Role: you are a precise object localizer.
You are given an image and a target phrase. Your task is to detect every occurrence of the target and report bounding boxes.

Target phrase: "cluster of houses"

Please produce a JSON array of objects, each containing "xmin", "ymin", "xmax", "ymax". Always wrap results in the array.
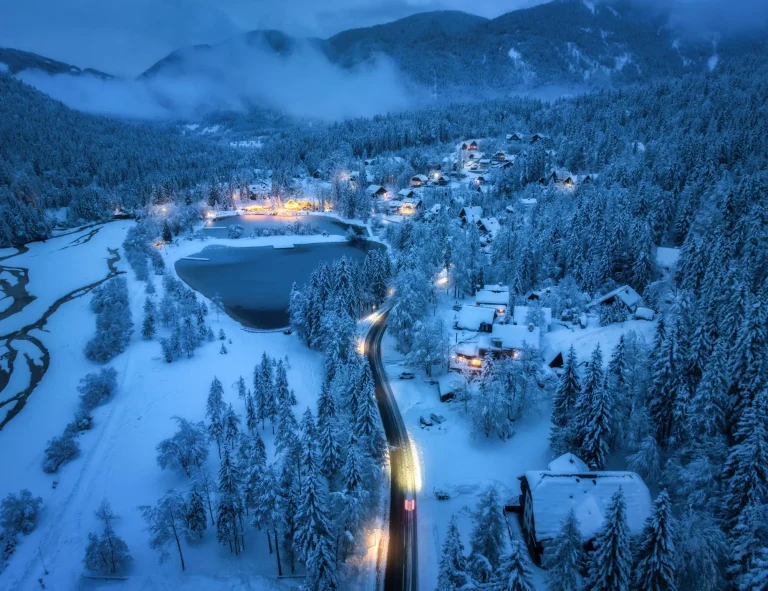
[
  {"xmin": 449, "ymin": 284, "xmax": 561, "ymax": 372},
  {"xmin": 516, "ymin": 453, "xmax": 652, "ymax": 565}
]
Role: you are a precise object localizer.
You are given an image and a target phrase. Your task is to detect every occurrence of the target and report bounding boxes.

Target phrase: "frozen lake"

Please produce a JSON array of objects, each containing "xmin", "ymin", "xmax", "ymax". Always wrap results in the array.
[
  {"xmin": 204, "ymin": 213, "xmax": 351, "ymax": 236},
  {"xmin": 176, "ymin": 241, "xmax": 382, "ymax": 329}
]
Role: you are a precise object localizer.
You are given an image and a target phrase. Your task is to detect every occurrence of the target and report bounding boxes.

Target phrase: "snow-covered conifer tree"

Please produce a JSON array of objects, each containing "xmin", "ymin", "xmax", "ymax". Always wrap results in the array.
[
  {"xmin": 294, "ymin": 421, "xmax": 331, "ymax": 562},
  {"xmin": 186, "ymin": 487, "xmax": 207, "ymax": 539},
  {"xmin": 493, "ymin": 540, "xmax": 535, "ymax": 591},
  {"xmin": 470, "ymin": 486, "xmax": 506, "ymax": 572},
  {"xmin": 585, "ymin": 488, "xmax": 632, "ymax": 591},
  {"xmin": 223, "ymin": 404, "xmax": 240, "ymax": 450},
  {"xmin": 216, "ymin": 449, "xmax": 243, "ymax": 554},
  {"xmin": 436, "ymin": 515, "xmax": 472, "ymax": 591},
  {"xmin": 142, "ymin": 297, "xmax": 157, "ymax": 339},
  {"xmin": 252, "ymin": 464, "xmax": 283, "ymax": 575},
  {"xmin": 580, "ymin": 376, "xmax": 614, "ymax": 470},
  {"xmin": 633, "ymin": 490, "xmax": 677, "ymax": 591},
  {"xmin": 206, "ymin": 377, "xmax": 225, "ymax": 457},
  {"xmin": 546, "ymin": 509, "xmax": 584, "ymax": 591}
]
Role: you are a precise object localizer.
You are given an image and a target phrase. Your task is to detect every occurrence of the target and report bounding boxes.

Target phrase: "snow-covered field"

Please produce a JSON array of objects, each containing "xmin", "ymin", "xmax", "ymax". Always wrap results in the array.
[
  {"xmin": 381, "ymin": 290, "xmax": 657, "ymax": 590},
  {"xmin": 0, "ymin": 223, "xmax": 349, "ymax": 590}
]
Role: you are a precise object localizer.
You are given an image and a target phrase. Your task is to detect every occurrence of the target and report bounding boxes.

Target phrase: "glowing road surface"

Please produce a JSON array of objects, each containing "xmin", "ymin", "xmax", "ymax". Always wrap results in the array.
[{"xmin": 365, "ymin": 310, "xmax": 418, "ymax": 591}]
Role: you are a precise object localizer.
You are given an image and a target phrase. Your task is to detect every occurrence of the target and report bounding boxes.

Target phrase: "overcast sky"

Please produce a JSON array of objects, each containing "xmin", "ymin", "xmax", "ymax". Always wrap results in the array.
[{"xmin": 1, "ymin": 0, "xmax": 542, "ymax": 77}]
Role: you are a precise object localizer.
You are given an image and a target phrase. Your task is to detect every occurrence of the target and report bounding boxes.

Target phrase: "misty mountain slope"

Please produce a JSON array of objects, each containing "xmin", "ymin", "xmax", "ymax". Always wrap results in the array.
[
  {"xmin": 0, "ymin": 73, "xmax": 242, "ymax": 244},
  {"xmin": 139, "ymin": 0, "xmax": 732, "ymax": 94},
  {"xmin": 0, "ymin": 48, "xmax": 114, "ymax": 79},
  {"xmin": 140, "ymin": 30, "xmax": 306, "ymax": 79}
]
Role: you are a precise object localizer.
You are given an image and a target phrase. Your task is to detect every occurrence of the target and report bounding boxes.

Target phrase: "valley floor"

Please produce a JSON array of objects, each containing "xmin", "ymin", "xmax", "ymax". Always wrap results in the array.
[{"xmin": 0, "ymin": 223, "xmax": 375, "ymax": 590}]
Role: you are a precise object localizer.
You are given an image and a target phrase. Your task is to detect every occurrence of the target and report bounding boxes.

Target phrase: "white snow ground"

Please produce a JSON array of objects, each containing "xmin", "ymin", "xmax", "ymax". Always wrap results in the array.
[{"xmin": 0, "ymin": 223, "xmax": 369, "ymax": 590}]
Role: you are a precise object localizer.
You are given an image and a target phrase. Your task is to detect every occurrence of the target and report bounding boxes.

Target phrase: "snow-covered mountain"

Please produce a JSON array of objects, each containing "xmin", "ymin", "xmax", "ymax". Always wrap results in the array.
[
  {"xmin": 139, "ymin": 0, "xmax": 761, "ymax": 93},
  {"xmin": 0, "ymin": 48, "xmax": 113, "ymax": 79}
]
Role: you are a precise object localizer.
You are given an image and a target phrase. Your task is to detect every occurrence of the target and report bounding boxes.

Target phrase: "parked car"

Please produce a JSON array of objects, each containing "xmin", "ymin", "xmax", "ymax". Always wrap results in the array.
[{"xmin": 399, "ymin": 372, "xmax": 415, "ymax": 380}]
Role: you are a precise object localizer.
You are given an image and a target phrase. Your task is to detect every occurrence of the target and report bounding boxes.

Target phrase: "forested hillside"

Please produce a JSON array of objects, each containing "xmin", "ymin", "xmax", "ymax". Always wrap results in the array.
[{"xmin": 0, "ymin": 74, "xmax": 245, "ymax": 246}]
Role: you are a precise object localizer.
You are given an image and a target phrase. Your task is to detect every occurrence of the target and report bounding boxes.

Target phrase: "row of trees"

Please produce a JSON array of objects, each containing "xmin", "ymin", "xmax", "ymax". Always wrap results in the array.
[
  {"xmin": 289, "ymin": 250, "xmax": 391, "ymax": 349},
  {"xmin": 145, "ymin": 343, "xmax": 386, "ymax": 588}
]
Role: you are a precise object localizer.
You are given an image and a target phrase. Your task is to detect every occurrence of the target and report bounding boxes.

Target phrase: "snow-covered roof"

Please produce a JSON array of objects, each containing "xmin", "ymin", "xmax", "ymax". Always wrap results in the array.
[
  {"xmin": 366, "ymin": 184, "xmax": 387, "ymax": 196},
  {"xmin": 541, "ymin": 344, "xmax": 564, "ymax": 367},
  {"xmin": 520, "ymin": 198, "xmax": 537, "ymax": 206},
  {"xmin": 477, "ymin": 217, "xmax": 501, "ymax": 236},
  {"xmin": 412, "ymin": 174, "xmax": 429, "ymax": 182},
  {"xmin": 438, "ymin": 373, "xmax": 466, "ymax": 395},
  {"xmin": 459, "ymin": 206, "xmax": 483, "ymax": 223},
  {"xmin": 547, "ymin": 453, "xmax": 589, "ymax": 473},
  {"xmin": 523, "ymin": 470, "xmax": 651, "ymax": 543},
  {"xmin": 513, "ymin": 305, "xmax": 552, "ymax": 327},
  {"xmin": 634, "ymin": 307, "xmax": 655, "ymax": 321},
  {"xmin": 593, "ymin": 285, "xmax": 642, "ymax": 309},
  {"xmin": 483, "ymin": 284, "xmax": 509, "ymax": 293},
  {"xmin": 456, "ymin": 305, "xmax": 495, "ymax": 331},
  {"xmin": 430, "ymin": 203, "xmax": 442, "ymax": 214},
  {"xmin": 489, "ymin": 324, "xmax": 540, "ymax": 351},
  {"xmin": 475, "ymin": 290, "xmax": 509, "ymax": 307},
  {"xmin": 398, "ymin": 189, "xmax": 415, "ymax": 198}
]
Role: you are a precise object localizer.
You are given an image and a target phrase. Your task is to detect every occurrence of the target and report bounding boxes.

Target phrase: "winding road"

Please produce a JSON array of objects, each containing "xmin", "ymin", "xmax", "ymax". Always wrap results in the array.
[{"xmin": 365, "ymin": 310, "xmax": 418, "ymax": 591}]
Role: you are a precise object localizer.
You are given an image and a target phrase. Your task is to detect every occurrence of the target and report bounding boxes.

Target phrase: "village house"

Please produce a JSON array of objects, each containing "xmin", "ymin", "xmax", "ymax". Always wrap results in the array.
[
  {"xmin": 517, "ymin": 454, "xmax": 652, "ymax": 565},
  {"xmin": 475, "ymin": 287, "xmax": 509, "ymax": 315},
  {"xmin": 507, "ymin": 132, "xmax": 523, "ymax": 142},
  {"xmin": 435, "ymin": 174, "xmax": 450, "ymax": 186},
  {"xmin": 450, "ymin": 340, "xmax": 484, "ymax": 371},
  {"xmin": 384, "ymin": 200, "xmax": 403, "ymax": 215},
  {"xmin": 479, "ymin": 324, "xmax": 541, "ymax": 357},
  {"xmin": 492, "ymin": 151, "xmax": 507, "ymax": 163},
  {"xmin": 459, "ymin": 206, "xmax": 483, "ymax": 225},
  {"xmin": 475, "ymin": 176, "xmax": 487, "ymax": 186},
  {"xmin": 468, "ymin": 140, "xmax": 478, "ymax": 151},
  {"xmin": 476, "ymin": 217, "xmax": 501, "ymax": 239},
  {"xmin": 411, "ymin": 174, "xmax": 429, "ymax": 187},
  {"xmin": 591, "ymin": 285, "xmax": 642, "ymax": 313},
  {"xmin": 530, "ymin": 133, "xmax": 550, "ymax": 145},
  {"xmin": 366, "ymin": 185, "xmax": 389, "ymax": 198},
  {"xmin": 399, "ymin": 198, "xmax": 421, "ymax": 215},
  {"xmin": 541, "ymin": 344, "xmax": 564, "ymax": 368},
  {"xmin": 398, "ymin": 188, "xmax": 415, "ymax": 199},
  {"xmin": 455, "ymin": 305, "xmax": 496, "ymax": 332},
  {"xmin": 483, "ymin": 284, "xmax": 509, "ymax": 293}
]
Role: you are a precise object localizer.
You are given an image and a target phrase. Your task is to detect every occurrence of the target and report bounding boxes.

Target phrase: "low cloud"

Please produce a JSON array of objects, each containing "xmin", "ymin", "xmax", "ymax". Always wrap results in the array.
[{"xmin": 17, "ymin": 40, "xmax": 420, "ymax": 121}]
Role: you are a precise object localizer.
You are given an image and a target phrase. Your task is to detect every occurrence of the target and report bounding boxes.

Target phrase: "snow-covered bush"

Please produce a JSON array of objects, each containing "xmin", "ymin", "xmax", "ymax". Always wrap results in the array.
[
  {"xmin": 42, "ymin": 432, "xmax": 80, "ymax": 473},
  {"xmin": 0, "ymin": 489, "xmax": 43, "ymax": 535},
  {"xmin": 78, "ymin": 367, "xmax": 118, "ymax": 412},
  {"xmin": 227, "ymin": 224, "xmax": 244, "ymax": 239},
  {"xmin": 156, "ymin": 417, "xmax": 210, "ymax": 477},
  {"xmin": 85, "ymin": 278, "xmax": 133, "ymax": 363},
  {"xmin": 83, "ymin": 500, "xmax": 132, "ymax": 575}
]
